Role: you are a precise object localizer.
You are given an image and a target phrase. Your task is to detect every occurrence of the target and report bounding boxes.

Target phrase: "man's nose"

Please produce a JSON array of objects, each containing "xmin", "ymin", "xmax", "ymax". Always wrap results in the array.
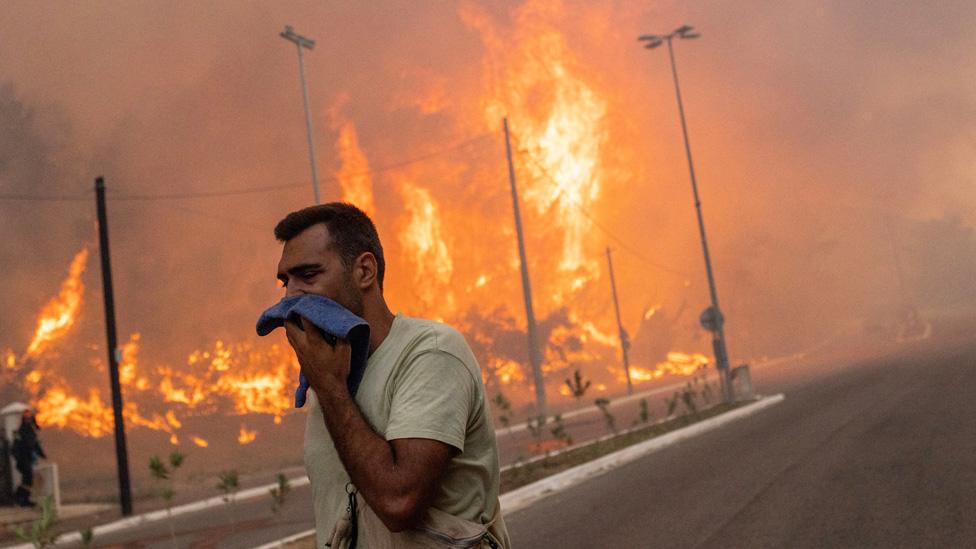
[{"xmin": 285, "ymin": 285, "xmax": 305, "ymax": 298}]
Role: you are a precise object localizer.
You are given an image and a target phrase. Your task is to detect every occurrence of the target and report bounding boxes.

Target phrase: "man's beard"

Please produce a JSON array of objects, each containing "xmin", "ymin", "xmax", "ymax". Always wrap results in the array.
[{"xmin": 338, "ymin": 274, "xmax": 365, "ymax": 318}]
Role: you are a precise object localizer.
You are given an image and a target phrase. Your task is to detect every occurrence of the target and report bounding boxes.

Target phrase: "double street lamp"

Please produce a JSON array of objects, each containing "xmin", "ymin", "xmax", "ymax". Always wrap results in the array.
[
  {"xmin": 280, "ymin": 25, "xmax": 322, "ymax": 205},
  {"xmin": 638, "ymin": 26, "xmax": 734, "ymax": 403}
]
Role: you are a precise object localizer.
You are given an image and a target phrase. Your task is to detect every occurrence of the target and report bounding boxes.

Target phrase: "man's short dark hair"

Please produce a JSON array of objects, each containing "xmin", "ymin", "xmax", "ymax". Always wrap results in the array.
[{"xmin": 274, "ymin": 203, "xmax": 385, "ymax": 289}]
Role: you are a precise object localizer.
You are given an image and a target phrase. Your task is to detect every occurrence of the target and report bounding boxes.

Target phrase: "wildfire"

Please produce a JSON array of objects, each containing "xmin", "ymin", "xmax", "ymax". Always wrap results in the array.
[
  {"xmin": 34, "ymin": 388, "xmax": 115, "ymax": 437},
  {"xmin": 334, "ymin": 117, "xmax": 377, "ymax": 215},
  {"xmin": 462, "ymin": 0, "xmax": 607, "ymax": 287},
  {"xmin": 627, "ymin": 352, "xmax": 711, "ymax": 383},
  {"xmin": 25, "ymin": 248, "xmax": 88, "ymax": 358},
  {"xmin": 238, "ymin": 425, "xmax": 257, "ymax": 445},
  {"xmin": 17, "ymin": 253, "xmax": 299, "ymax": 442},
  {"xmin": 10, "ymin": 3, "xmax": 724, "ymax": 450},
  {"xmin": 399, "ymin": 181, "xmax": 455, "ymax": 308}
]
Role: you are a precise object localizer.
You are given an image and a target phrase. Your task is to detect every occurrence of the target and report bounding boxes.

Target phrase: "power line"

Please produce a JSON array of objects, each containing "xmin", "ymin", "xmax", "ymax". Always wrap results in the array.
[
  {"xmin": 0, "ymin": 133, "xmax": 494, "ymax": 203},
  {"xmin": 0, "ymin": 191, "xmax": 92, "ymax": 202},
  {"xmin": 108, "ymin": 133, "xmax": 494, "ymax": 201}
]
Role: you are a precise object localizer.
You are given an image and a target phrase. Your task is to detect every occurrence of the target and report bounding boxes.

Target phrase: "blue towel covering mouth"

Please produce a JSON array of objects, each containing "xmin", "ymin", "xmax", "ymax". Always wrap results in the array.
[{"xmin": 256, "ymin": 294, "xmax": 371, "ymax": 407}]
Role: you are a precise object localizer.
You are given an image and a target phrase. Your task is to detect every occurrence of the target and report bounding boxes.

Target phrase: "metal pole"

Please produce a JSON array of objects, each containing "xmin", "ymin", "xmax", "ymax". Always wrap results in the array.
[
  {"xmin": 281, "ymin": 26, "xmax": 321, "ymax": 205},
  {"xmin": 503, "ymin": 118, "xmax": 547, "ymax": 420},
  {"xmin": 605, "ymin": 248, "xmax": 633, "ymax": 395},
  {"xmin": 664, "ymin": 37, "xmax": 733, "ymax": 403},
  {"xmin": 95, "ymin": 177, "xmax": 133, "ymax": 516}
]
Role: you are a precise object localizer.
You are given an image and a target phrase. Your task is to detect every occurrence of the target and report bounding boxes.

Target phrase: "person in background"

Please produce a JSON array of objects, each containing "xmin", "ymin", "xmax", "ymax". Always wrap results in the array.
[{"xmin": 12, "ymin": 408, "xmax": 45, "ymax": 507}]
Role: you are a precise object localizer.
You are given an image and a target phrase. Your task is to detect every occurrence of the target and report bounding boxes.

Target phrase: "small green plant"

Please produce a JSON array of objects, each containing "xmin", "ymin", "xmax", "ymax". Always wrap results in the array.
[
  {"xmin": 270, "ymin": 473, "xmax": 291, "ymax": 516},
  {"xmin": 638, "ymin": 398, "xmax": 650, "ymax": 424},
  {"xmin": 549, "ymin": 414, "xmax": 572, "ymax": 446},
  {"xmin": 13, "ymin": 495, "xmax": 59, "ymax": 548},
  {"xmin": 492, "ymin": 393, "xmax": 513, "ymax": 431},
  {"xmin": 149, "ymin": 451, "xmax": 185, "ymax": 548},
  {"xmin": 80, "ymin": 527, "xmax": 94, "ymax": 549},
  {"xmin": 564, "ymin": 369, "xmax": 592, "ymax": 401},
  {"xmin": 216, "ymin": 469, "xmax": 240, "ymax": 524},
  {"xmin": 526, "ymin": 415, "xmax": 546, "ymax": 452},
  {"xmin": 594, "ymin": 398, "xmax": 616, "ymax": 434}
]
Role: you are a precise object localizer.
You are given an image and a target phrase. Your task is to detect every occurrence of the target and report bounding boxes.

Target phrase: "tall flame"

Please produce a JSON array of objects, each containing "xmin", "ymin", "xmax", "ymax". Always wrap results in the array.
[
  {"xmin": 399, "ymin": 181, "xmax": 455, "ymax": 309},
  {"xmin": 462, "ymin": 0, "xmax": 607, "ymax": 290},
  {"xmin": 26, "ymin": 248, "xmax": 88, "ymax": 358},
  {"xmin": 335, "ymin": 119, "xmax": 377, "ymax": 215}
]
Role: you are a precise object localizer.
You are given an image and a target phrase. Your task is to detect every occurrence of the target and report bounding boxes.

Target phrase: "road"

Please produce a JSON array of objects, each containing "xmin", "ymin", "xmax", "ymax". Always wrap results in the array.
[
  {"xmin": 43, "ymin": 375, "xmax": 707, "ymax": 548},
  {"xmin": 506, "ymin": 330, "xmax": 976, "ymax": 548},
  {"xmin": 19, "ymin": 323, "xmax": 974, "ymax": 548}
]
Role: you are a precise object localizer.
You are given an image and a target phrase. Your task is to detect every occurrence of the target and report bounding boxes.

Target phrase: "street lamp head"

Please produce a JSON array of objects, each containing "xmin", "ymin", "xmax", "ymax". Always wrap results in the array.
[
  {"xmin": 675, "ymin": 25, "xmax": 700, "ymax": 39},
  {"xmin": 638, "ymin": 34, "xmax": 663, "ymax": 49},
  {"xmin": 280, "ymin": 25, "xmax": 316, "ymax": 49}
]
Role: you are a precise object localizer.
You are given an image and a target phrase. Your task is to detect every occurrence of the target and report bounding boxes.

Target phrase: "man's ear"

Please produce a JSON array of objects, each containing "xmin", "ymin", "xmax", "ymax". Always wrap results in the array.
[{"xmin": 354, "ymin": 252, "xmax": 378, "ymax": 290}]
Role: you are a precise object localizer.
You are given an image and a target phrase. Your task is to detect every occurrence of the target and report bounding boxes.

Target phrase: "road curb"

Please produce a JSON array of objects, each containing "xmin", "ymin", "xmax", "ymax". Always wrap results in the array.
[
  {"xmin": 498, "ymin": 393, "xmax": 785, "ymax": 515},
  {"xmin": 4, "ymin": 477, "xmax": 312, "ymax": 548}
]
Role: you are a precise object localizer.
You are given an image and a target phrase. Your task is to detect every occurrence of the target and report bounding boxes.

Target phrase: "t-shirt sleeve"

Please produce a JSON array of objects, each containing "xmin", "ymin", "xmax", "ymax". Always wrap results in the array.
[{"xmin": 384, "ymin": 350, "xmax": 476, "ymax": 452}]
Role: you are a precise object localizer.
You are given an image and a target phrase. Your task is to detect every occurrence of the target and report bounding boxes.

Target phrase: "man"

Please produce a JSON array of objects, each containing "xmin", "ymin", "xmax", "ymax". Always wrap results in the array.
[
  {"xmin": 12, "ymin": 408, "xmax": 45, "ymax": 507},
  {"xmin": 275, "ymin": 203, "xmax": 509, "ymax": 548}
]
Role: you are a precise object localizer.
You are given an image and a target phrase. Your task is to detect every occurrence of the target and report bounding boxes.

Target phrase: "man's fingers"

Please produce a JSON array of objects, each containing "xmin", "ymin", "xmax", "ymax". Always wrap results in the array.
[
  {"xmin": 299, "ymin": 316, "xmax": 346, "ymax": 348},
  {"xmin": 284, "ymin": 319, "xmax": 305, "ymax": 348},
  {"xmin": 299, "ymin": 315, "xmax": 326, "ymax": 344}
]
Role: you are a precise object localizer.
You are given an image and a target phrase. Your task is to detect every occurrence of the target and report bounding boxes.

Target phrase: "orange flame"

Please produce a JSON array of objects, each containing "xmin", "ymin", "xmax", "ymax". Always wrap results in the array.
[
  {"xmin": 627, "ymin": 352, "xmax": 711, "ymax": 383},
  {"xmin": 462, "ymin": 0, "xmax": 607, "ymax": 291},
  {"xmin": 238, "ymin": 425, "xmax": 257, "ymax": 445},
  {"xmin": 335, "ymin": 120, "xmax": 377, "ymax": 215},
  {"xmin": 34, "ymin": 387, "xmax": 115, "ymax": 437},
  {"xmin": 399, "ymin": 181, "xmax": 455, "ymax": 309},
  {"xmin": 191, "ymin": 436, "xmax": 209, "ymax": 448},
  {"xmin": 26, "ymin": 248, "xmax": 88, "ymax": 358}
]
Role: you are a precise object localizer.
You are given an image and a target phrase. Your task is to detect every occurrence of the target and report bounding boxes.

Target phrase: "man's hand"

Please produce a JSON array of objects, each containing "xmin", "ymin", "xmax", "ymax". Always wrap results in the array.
[{"xmin": 284, "ymin": 316, "xmax": 352, "ymax": 393}]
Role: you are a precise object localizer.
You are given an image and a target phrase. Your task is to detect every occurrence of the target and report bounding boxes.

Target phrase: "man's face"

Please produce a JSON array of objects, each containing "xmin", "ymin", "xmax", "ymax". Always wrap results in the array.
[{"xmin": 276, "ymin": 224, "xmax": 364, "ymax": 316}]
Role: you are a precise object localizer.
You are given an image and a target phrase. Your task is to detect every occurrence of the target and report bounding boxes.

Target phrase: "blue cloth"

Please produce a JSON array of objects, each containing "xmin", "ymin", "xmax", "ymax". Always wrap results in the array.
[{"xmin": 256, "ymin": 294, "xmax": 371, "ymax": 408}]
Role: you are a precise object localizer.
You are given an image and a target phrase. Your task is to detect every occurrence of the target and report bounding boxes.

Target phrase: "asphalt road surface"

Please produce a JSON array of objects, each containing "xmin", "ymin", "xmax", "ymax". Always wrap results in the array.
[
  {"xmin": 507, "ymin": 331, "xmax": 976, "ymax": 548},
  {"xmin": 22, "ymin": 322, "xmax": 975, "ymax": 548}
]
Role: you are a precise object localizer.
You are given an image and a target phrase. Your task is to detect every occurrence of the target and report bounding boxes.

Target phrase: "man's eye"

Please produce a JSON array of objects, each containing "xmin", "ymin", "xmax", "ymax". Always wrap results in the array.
[{"xmin": 301, "ymin": 271, "xmax": 317, "ymax": 280}]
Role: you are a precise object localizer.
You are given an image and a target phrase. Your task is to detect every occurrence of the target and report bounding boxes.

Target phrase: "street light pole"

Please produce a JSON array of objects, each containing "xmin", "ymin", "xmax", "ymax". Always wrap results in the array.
[
  {"xmin": 639, "ymin": 26, "xmax": 734, "ymax": 403},
  {"xmin": 280, "ymin": 25, "xmax": 321, "ymax": 205},
  {"xmin": 503, "ymin": 118, "xmax": 547, "ymax": 421}
]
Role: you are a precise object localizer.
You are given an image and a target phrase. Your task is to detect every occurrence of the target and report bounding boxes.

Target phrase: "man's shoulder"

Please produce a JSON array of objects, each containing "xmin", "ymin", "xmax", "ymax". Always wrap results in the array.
[{"xmin": 395, "ymin": 316, "xmax": 478, "ymax": 367}]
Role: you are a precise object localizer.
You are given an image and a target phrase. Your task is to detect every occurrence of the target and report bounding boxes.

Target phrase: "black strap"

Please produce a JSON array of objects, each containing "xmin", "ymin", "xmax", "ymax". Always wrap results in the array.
[{"xmin": 346, "ymin": 483, "xmax": 358, "ymax": 549}]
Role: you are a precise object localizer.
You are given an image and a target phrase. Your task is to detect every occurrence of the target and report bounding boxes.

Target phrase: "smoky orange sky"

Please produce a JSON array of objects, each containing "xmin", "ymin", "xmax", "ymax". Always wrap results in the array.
[{"xmin": 2, "ymin": 0, "xmax": 976, "ymax": 424}]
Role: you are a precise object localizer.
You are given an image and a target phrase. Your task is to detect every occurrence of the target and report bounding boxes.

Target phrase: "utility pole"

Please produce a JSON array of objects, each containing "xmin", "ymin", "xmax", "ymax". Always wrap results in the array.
[
  {"xmin": 503, "ymin": 118, "xmax": 547, "ymax": 420},
  {"xmin": 94, "ymin": 177, "xmax": 133, "ymax": 516},
  {"xmin": 605, "ymin": 248, "xmax": 633, "ymax": 395},
  {"xmin": 280, "ymin": 25, "xmax": 321, "ymax": 204},
  {"xmin": 639, "ymin": 26, "xmax": 734, "ymax": 403}
]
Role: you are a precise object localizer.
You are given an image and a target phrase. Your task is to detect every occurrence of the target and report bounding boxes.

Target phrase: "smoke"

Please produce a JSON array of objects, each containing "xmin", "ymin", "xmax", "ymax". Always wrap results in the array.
[{"xmin": 2, "ymin": 0, "xmax": 976, "ymax": 412}]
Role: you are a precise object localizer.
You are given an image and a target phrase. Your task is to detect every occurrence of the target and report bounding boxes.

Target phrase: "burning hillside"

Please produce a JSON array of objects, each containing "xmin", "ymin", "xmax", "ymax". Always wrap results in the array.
[{"xmin": 3, "ymin": 1, "xmax": 729, "ymax": 448}]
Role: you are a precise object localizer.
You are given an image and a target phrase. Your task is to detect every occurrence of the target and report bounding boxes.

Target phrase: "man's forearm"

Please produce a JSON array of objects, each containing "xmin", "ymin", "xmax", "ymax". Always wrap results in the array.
[{"xmin": 312, "ymin": 383, "xmax": 422, "ymax": 530}]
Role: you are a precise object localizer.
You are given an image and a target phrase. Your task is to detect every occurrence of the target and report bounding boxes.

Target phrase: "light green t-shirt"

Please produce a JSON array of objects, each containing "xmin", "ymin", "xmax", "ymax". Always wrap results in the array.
[{"xmin": 304, "ymin": 314, "xmax": 509, "ymax": 547}]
